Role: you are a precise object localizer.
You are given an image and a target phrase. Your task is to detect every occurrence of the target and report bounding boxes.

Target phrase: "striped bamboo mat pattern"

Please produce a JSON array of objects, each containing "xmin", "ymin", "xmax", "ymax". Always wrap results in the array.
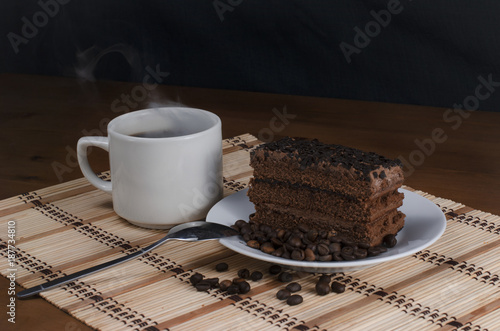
[{"xmin": 1, "ymin": 133, "xmax": 500, "ymax": 331}]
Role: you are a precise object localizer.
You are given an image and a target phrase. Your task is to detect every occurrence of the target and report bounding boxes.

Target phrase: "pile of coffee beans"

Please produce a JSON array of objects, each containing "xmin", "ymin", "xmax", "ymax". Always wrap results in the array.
[
  {"xmin": 190, "ymin": 262, "xmax": 348, "ymax": 307},
  {"xmin": 232, "ymin": 219, "xmax": 397, "ymax": 262},
  {"xmin": 190, "ymin": 273, "xmax": 220, "ymax": 292},
  {"xmin": 313, "ymin": 274, "xmax": 346, "ymax": 296},
  {"xmin": 190, "ymin": 264, "xmax": 267, "ymax": 295},
  {"xmin": 274, "ymin": 272, "xmax": 347, "ymax": 305}
]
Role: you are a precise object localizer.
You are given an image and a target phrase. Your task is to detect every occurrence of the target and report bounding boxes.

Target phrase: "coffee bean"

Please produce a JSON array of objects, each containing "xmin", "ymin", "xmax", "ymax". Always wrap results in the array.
[
  {"xmin": 254, "ymin": 231, "xmax": 267, "ymax": 244},
  {"xmin": 260, "ymin": 224, "xmax": 272, "ymax": 234},
  {"xmin": 307, "ymin": 229, "xmax": 318, "ymax": 241},
  {"xmin": 247, "ymin": 240, "xmax": 260, "ymax": 249},
  {"xmin": 357, "ymin": 242, "xmax": 370, "ymax": 249},
  {"xmin": 304, "ymin": 248, "xmax": 316, "ymax": 261},
  {"xmin": 260, "ymin": 242, "xmax": 275, "ymax": 254},
  {"xmin": 354, "ymin": 248, "xmax": 368, "ymax": 259},
  {"xmin": 316, "ymin": 281, "xmax": 331, "ymax": 295},
  {"xmin": 219, "ymin": 279, "xmax": 232, "ymax": 291},
  {"xmin": 333, "ymin": 252, "xmax": 343, "ymax": 261},
  {"xmin": 318, "ymin": 254, "xmax": 333, "ymax": 262},
  {"xmin": 291, "ymin": 249, "xmax": 305, "ymax": 261},
  {"xmin": 342, "ymin": 239, "xmax": 356, "ymax": 247},
  {"xmin": 367, "ymin": 247, "xmax": 381, "ymax": 257},
  {"xmin": 318, "ymin": 274, "xmax": 331, "ymax": 283},
  {"xmin": 240, "ymin": 225, "xmax": 252, "ymax": 235},
  {"xmin": 233, "ymin": 277, "xmax": 246, "ymax": 284},
  {"xmin": 306, "ymin": 243, "xmax": 317, "ymax": 251},
  {"xmin": 215, "ymin": 262, "xmax": 228, "ymax": 272},
  {"xmin": 235, "ymin": 219, "xmax": 247, "ymax": 228},
  {"xmin": 195, "ymin": 282, "xmax": 211, "ymax": 291},
  {"xmin": 269, "ymin": 265, "xmax": 282, "ymax": 275},
  {"xmin": 276, "ymin": 289, "xmax": 291, "ymax": 300},
  {"xmin": 329, "ymin": 236, "xmax": 343, "ymax": 243},
  {"xmin": 288, "ymin": 236, "xmax": 302, "ymax": 248},
  {"xmin": 341, "ymin": 246, "xmax": 354, "ymax": 255},
  {"xmin": 293, "ymin": 231, "xmax": 304, "ymax": 240},
  {"xmin": 272, "ymin": 247, "xmax": 284, "ymax": 257},
  {"xmin": 317, "ymin": 243, "xmax": 330, "ymax": 256},
  {"xmin": 204, "ymin": 278, "xmax": 219, "ymax": 288},
  {"xmin": 341, "ymin": 250, "xmax": 355, "ymax": 260},
  {"xmin": 189, "ymin": 273, "xmax": 204, "ymax": 285},
  {"xmin": 298, "ymin": 224, "xmax": 310, "ymax": 233},
  {"xmin": 282, "ymin": 230, "xmax": 292, "ymax": 242},
  {"xmin": 277, "ymin": 229, "xmax": 286, "ymax": 240},
  {"xmin": 302, "ymin": 237, "xmax": 312, "ymax": 245},
  {"xmin": 383, "ymin": 234, "xmax": 397, "ymax": 248},
  {"xmin": 378, "ymin": 245, "xmax": 388, "ymax": 253},
  {"xmin": 285, "ymin": 282, "xmax": 301, "ymax": 292},
  {"xmin": 278, "ymin": 272, "xmax": 293, "ymax": 282},
  {"xmin": 226, "ymin": 285, "xmax": 239, "ymax": 294},
  {"xmin": 271, "ymin": 237, "xmax": 283, "ymax": 247},
  {"xmin": 341, "ymin": 252, "xmax": 355, "ymax": 261},
  {"xmin": 331, "ymin": 281, "xmax": 346, "ymax": 293},
  {"xmin": 250, "ymin": 271, "xmax": 263, "ymax": 281},
  {"xmin": 238, "ymin": 268, "xmax": 250, "ymax": 279},
  {"xmin": 329, "ymin": 242, "xmax": 342, "ymax": 253},
  {"xmin": 319, "ymin": 239, "xmax": 330, "ymax": 246},
  {"xmin": 282, "ymin": 250, "xmax": 291, "ymax": 259},
  {"xmin": 284, "ymin": 243, "xmax": 294, "ymax": 252},
  {"xmin": 237, "ymin": 281, "xmax": 251, "ymax": 294},
  {"xmin": 287, "ymin": 294, "xmax": 303, "ymax": 306}
]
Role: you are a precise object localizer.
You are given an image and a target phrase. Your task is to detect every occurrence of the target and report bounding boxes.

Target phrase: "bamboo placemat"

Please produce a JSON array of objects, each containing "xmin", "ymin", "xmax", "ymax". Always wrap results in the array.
[{"xmin": 1, "ymin": 133, "xmax": 500, "ymax": 331}]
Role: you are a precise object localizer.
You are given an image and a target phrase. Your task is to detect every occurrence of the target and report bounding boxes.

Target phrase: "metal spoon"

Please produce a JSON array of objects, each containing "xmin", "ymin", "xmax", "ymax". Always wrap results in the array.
[{"xmin": 17, "ymin": 221, "xmax": 239, "ymax": 299}]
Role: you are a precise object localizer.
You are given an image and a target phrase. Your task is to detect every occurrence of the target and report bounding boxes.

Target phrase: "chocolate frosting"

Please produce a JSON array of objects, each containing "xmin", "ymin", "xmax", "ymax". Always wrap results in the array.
[{"xmin": 251, "ymin": 137, "xmax": 402, "ymax": 181}]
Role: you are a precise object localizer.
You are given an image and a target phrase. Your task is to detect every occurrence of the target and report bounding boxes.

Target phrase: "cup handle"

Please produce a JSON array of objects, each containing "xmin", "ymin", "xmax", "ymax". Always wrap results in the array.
[{"xmin": 77, "ymin": 136, "xmax": 112, "ymax": 193}]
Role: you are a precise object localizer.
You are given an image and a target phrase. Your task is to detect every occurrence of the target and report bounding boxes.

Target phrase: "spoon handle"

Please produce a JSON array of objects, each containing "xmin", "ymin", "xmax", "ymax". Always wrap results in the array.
[{"xmin": 17, "ymin": 236, "xmax": 172, "ymax": 299}]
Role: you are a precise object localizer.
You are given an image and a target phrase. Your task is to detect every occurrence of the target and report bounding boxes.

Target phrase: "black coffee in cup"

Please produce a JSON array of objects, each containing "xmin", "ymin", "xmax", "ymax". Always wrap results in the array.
[{"xmin": 131, "ymin": 130, "xmax": 178, "ymax": 138}]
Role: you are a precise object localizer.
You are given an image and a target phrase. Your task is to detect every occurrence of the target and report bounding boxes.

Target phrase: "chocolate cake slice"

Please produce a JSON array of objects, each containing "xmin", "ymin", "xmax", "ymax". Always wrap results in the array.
[{"xmin": 248, "ymin": 137, "xmax": 405, "ymax": 247}]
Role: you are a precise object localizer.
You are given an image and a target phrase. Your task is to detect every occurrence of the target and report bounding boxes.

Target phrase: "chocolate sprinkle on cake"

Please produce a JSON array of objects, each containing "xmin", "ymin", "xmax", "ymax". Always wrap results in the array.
[{"xmin": 252, "ymin": 137, "xmax": 402, "ymax": 182}]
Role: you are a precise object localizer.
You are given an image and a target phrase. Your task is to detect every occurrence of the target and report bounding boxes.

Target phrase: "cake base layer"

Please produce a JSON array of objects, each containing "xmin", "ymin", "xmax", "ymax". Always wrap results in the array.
[
  {"xmin": 250, "ymin": 204, "xmax": 405, "ymax": 246},
  {"xmin": 248, "ymin": 178, "xmax": 404, "ymax": 222}
]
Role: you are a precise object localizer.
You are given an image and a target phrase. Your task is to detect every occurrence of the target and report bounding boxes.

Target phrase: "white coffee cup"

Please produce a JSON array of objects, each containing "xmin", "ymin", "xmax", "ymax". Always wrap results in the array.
[{"xmin": 77, "ymin": 107, "xmax": 223, "ymax": 229}]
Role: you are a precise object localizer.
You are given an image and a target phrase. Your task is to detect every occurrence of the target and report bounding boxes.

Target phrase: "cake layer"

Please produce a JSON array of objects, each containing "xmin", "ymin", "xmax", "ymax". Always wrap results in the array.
[
  {"xmin": 251, "ymin": 204, "xmax": 405, "ymax": 246},
  {"xmin": 250, "ymin": 137, "xmax": 404, "ymax": 199},
  {"xmin": 248, "ymin": 178, "xmax": 404, "ymax": 222}
]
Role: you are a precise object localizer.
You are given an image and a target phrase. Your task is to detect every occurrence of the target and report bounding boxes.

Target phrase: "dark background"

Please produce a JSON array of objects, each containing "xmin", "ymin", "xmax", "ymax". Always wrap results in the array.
[{"xmin": 2, "ymin": 0, "xmax": 500, "ymax": 112}]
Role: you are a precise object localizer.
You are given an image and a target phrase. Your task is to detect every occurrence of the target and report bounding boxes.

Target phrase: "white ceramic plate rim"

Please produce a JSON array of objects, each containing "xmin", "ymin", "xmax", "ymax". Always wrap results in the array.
[{"xmin": 207, "ymin": 188, "xmax": 446, "ymax": 270}]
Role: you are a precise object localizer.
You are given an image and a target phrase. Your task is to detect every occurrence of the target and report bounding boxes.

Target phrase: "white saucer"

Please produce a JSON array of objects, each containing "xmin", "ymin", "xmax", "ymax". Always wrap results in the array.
[{"xmin": 207, "ymin": 188, "xmax": 446, "ymax": 273}]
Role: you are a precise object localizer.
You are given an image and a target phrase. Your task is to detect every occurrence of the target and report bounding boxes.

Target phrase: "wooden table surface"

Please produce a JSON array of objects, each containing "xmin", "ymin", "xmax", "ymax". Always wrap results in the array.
[{"xmin": 1, "ymin": 73, "xmax": 499, "ymax": 330}]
